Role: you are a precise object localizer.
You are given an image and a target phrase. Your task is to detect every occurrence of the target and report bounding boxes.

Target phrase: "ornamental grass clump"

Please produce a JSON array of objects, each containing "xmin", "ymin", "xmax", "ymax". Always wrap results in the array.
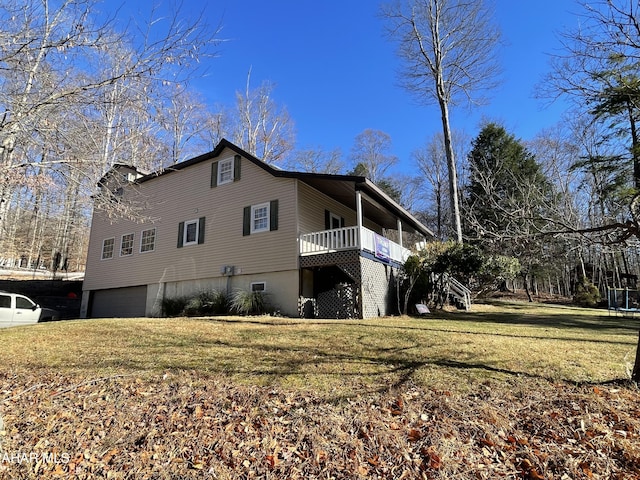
[
  {"xmin": 230, "ymin": 289, "xmax": 269, "ymax": 315},
  {"xmin": 165, "ymin": 290, "xmax": 230, "ymax": 317},
  {"xmin": 192, "ymin": 290, "xmax": 229, "ymax": 316}
]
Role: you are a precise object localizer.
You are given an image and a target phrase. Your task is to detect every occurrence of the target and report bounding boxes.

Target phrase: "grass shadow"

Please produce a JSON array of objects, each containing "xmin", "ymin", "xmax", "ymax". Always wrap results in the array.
[{"xmin": 436, "ymin": 304, "xmax": 640, "ymax": 333}]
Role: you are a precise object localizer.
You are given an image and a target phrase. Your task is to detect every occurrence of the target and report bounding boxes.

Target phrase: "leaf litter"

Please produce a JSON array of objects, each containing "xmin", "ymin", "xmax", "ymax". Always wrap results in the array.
[{"xmin": 0, "ymin": 370, "xmax": 638, "ymax": 479}]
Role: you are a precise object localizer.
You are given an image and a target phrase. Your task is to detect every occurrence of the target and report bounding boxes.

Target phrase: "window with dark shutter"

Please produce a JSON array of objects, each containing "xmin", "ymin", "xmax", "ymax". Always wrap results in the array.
[
  {"xmin": 244, "ymin": 200, "xmax": 279, "ymax": 235},
  {"xmin": 178, "ymin": 217, "xmax": 205, "ymax": 247},
  {"xmin": 210, "ymin": 162, "xmax": 218, "ymax": 188},
  {"xmin": 212, "ymin": 156, "xmax": 241, "ymax": 188},
  {"xmin": 270, "ymin": 200, "xmax": 278, "ymax": 231}
]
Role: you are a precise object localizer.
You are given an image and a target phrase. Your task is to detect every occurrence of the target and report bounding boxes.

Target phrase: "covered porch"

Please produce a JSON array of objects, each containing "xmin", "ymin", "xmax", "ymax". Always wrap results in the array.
[
  {"xmin": 295, "ymin": 178, "xmax": 434, "ymax": 319},
  {"xmin": 296, "ymin": 180, "xmax": 432, "ymax": 266},
  {"xmin": 299, "ymin": 225, "xmax": 411, "ymax": 265}
]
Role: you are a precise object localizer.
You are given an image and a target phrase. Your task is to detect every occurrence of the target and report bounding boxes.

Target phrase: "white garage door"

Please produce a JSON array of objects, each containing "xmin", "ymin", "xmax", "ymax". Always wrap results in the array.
[{"xmin": 90, "ymin": 286, "xmax": 147, "ymax": 318}]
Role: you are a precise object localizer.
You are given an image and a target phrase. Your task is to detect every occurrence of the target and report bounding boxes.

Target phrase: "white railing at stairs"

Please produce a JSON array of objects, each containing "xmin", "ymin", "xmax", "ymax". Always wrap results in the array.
[
  {"xmin": 431, "ymin": 272, "xmax": 472, "ymax": 311},
  {"xmin": 447, "ymin": 275, "xmax": 472, "ymax": 311}
]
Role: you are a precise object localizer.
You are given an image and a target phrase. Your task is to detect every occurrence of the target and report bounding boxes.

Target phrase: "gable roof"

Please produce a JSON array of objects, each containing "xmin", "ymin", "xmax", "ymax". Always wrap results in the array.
[{"xmin": 131, "ymin": 139, "xmax": 434, "ymax": 238}]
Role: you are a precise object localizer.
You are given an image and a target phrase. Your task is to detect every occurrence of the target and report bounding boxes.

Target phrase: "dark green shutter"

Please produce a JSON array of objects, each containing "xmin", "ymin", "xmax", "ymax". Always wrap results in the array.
[
  {"xmin": 243, "ymin": 206, "xmax": 251, "ymax": 236},
  {"xmin": 211, "ymin": 162, "xmax": 218, "ymax": 188},
  {"xmin": 324, "ymin": 210, "xmax": 330, "ymax": 229},
  {"xmin": 198, "ymin": 217, "xmax": 206, "ymax": 244},
  {"xmin": 177, "ymin": 221, "xmax": 185, "ymax": 248},
  {"xmin": 270, "ymin": 200, "xmax": 279, "ymax": 231},
  {"xmin": 234, "ymin": 155, "xmax": 241, "ymax": 182}
]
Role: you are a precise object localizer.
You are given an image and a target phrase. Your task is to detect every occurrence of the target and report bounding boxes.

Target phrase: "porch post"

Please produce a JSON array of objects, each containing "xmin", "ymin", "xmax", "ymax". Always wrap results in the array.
[
  {"xmin": 356, "ymin": 189, "xmax": 363, "ymax": 230},
  {"xmin": 397, "ymin": 218, "xmax": 403, "ymax": 249}
]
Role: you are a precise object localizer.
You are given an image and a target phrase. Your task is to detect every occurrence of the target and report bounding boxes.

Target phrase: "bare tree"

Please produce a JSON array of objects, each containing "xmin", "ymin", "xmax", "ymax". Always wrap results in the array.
[
  {"xmin": 285, "ymin": 147, "xmax": 344, "ymax": 174},
  {"xmin": 232, "ymin": 71, "xmax": 296, "ymax": 165},
  {"xmin": 349, "ymin": 129, "xmax": 398, "ymax": 183},
  {"xmin": 382, "ymin": 0, "xmax": 501, "ymax": 242},
  {"xmin": 201, "ymin": 108, "xmax": 233, "ymax": 151},
  {"xmin": 0, "ymin": 0, "xmax": 221, "ymax": 266},
  {"xmin": 0, "ymin": 0, "xmax": 219, "ymax": 173},
  {"xmin": 158, "ymin": 84, "xmax": 212, "ymax": 165},
  {"xmin": 413, "ymin": 129, "xmax": 469, "ymax": 238}
]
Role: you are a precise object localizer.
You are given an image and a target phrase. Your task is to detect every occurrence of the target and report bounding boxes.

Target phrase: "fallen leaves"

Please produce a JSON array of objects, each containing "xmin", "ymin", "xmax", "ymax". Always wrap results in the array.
[{"xmin": 0, "ymin": 371, "xmax": 638, "ymax": 479}]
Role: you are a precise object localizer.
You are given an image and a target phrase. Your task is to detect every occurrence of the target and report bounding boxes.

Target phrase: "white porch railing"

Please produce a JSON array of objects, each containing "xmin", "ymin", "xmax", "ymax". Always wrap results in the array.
[{"xmin": 299, "ymin": 226, "xmax": 412, "ymax": 264}]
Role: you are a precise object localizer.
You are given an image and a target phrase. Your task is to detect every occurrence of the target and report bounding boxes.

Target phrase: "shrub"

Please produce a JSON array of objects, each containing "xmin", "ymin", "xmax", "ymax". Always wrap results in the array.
[
  {"xmin": 196, "ymin": 290, "xmax": 229, "ymax": 315},
  {"xmin": 183, "ymin": 296, "xmax": 205, "ymax": 316},
  {"xmin": 162, "ymin": 290, "xmax": 229, "ymax": 317},
  {"xmin": 573, "ymin": 281, "xmax": 601, "ymax": 308},
  {"xmin": 162, "ymin": 296, "xmax": 188, "ymax": 317},
  {"xmin": 230, "ymin": 290, "xmax": 269, "ymax": 316},
  {"xmin": 182, "ymin": 290, "xmax": 229, "ymax": 317}
]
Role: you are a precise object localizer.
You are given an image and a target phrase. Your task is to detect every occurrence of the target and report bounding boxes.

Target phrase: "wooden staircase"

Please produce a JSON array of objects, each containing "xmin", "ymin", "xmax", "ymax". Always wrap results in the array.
[
  {"xmin": 447, "ymin": 275, "xmax": 472, "ymax": 311},
  {"xmin": 431, "ymin": 273, "xmax": 472, "ymax": 311}
]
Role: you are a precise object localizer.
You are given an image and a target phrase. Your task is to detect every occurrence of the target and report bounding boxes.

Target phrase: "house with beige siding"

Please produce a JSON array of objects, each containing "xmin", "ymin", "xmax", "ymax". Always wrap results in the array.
[{"xmin": 81, "ymin": 139, "xmax": 434, "ymax": 319}]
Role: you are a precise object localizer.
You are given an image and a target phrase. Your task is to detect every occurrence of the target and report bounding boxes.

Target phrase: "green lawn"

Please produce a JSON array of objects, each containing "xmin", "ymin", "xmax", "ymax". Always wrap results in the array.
[
  {"xmin": 1, "ymin": 301, "xmax": 638, "ymax": 479},
  {"xmin": 2, "ymin": 300, "xmax": 636, "ymax": 396}
]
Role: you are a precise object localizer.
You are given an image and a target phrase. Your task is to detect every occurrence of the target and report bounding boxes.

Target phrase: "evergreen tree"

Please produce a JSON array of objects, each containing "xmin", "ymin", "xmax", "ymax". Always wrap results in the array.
[
  {"xmin": 466, "ymin": 123, "xmax": 552, "ymax": 235},
  {"xmin": 464, "ymin": 123, "xmax": 556, "ymax": 300}
]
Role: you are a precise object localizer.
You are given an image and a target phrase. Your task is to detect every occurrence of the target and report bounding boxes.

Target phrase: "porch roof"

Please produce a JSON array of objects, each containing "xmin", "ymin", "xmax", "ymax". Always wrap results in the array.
[{"xmin": 293, "ymin": 174, "xmax": 433, "ymax": 237}]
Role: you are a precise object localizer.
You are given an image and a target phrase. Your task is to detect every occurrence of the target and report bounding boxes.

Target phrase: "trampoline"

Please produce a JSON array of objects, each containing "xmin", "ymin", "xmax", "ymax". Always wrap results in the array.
[{"xmin": 607, "ymin": 287, "xmax": 640, "ymax": 316}]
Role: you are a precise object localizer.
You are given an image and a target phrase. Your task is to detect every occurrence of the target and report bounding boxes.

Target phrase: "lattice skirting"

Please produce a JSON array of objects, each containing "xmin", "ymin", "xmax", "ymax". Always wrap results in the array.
[
  {"xmin": 360, "ymin": 256, "xmax": 400, "ymax": 318},
  {"xmin": 298, "ymin": 297, "xmax": 318, "ymax": 318},
  {"xmin": 299, "ymin": 250, "xmax": 360, "ymax": 269},
  {"xmin": 317, "ymin": 283, "xmax": 357, "ymax": 319},
  {"xmin": 299, "ymin": 252, "xmax": 400, "ymax": 319}
]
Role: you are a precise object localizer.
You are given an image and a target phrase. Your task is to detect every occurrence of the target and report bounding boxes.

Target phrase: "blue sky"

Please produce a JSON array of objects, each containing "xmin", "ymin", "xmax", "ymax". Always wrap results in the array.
[{"xmin": 118, "ymin": 1, "xmax": 578, "ymax": 174}]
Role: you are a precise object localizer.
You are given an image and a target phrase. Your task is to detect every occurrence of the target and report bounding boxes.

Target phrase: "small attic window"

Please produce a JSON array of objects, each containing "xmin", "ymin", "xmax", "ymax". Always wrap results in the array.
[
  {"xmin": 218, "ymin": 158, "xmax": 234, "ymax": 185},
  {"xmin": 211, "ymin": 155, "xmax": 241, "ymax": 188}
]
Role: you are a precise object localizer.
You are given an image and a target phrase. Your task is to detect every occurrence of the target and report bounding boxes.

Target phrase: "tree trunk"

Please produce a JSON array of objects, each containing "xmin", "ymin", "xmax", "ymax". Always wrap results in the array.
[
  {"xmin": 523, "ymin": 272, "xmax": 533, "ymax": 302},
  {"xmin": 437, "ymin": 96, "xmax": 463, "ymax": 243},
  {"xmin": 632, "ymin": 332, "xmax": 640, "ymax": 382},
  {"xmin": 436, "ymin": 179, "xmax": 442, "ymax": 239}
]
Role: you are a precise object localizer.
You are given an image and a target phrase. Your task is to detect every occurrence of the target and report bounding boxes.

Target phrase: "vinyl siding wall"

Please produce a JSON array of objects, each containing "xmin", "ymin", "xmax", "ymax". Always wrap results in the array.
[
  {"xmin": 84, "ymin": 147, "xmax": 298, "ymax": 299},
  {"xmin": 296, "ymin": 182, "xmax": 383, "ymax": 235}
]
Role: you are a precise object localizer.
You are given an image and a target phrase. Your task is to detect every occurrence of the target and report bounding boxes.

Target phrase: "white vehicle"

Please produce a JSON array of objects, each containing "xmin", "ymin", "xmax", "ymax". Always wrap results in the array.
[{"xmin": 0, "ymin": 291, "xmax": 60, "ymax": 326}]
